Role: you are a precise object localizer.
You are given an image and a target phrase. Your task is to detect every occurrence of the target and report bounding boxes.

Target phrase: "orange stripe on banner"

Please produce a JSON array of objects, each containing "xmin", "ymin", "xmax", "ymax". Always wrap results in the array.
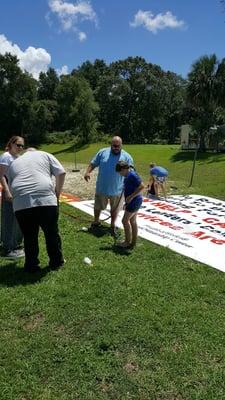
[
  {"xmin": 0, "ymin": 187, "xmax": 79, "ymax": 203},
  {"xmin": 60, "ymin": 192, "xmax": 80, "ymax": 203}
]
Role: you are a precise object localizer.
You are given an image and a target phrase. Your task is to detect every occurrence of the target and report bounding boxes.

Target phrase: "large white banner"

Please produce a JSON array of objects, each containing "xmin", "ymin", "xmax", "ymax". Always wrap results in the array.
[{"xmin": 64, "ymin": 194, "xmax": 225, "ymax": 273}]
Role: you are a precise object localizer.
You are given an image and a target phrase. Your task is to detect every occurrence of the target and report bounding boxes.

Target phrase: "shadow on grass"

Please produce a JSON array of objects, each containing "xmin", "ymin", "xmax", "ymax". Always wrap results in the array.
[
  {"xmin": 0, "ymin": 263, "xmax": 49, "ymax": 287},
  {"xmin": 51, "ymin": 143, "xmax": 89, "ymax": 156},
  {"xmin": 79, "ymin": 225, "xmax": 113, "ymax": 238},
  {"xmin": 170, "ymin": 150, "xmax": 225, "ymax": 164},
  {"xmin": 79, "ymin": 225, "xmax": 130, "ymax": 255},
  {"xmin": 99, "ymin": 244, "xmax": 132, "ymax": 256}
]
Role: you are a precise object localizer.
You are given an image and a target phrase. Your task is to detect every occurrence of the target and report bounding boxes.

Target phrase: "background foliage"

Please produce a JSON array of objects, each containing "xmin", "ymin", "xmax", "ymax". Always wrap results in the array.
[{"xmin": 1, "ymin": 53, "xmax": 225, "ymax": 150}]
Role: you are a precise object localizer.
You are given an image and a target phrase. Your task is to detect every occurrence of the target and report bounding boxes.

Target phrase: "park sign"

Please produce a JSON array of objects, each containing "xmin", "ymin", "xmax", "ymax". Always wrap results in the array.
[{"xmin": 62, "ymin": 194, "xmax": 225, "ymax": 273}]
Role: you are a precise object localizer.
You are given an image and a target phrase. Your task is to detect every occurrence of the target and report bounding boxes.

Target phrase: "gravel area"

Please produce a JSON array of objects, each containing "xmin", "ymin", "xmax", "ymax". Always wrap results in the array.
[
  {"xmin": 62, "ymin": 162, "xmax": 176, "ymax": 199},
  {"xmin": 62, "ymin": 163, "xmax": 97, "ymax": 200}
]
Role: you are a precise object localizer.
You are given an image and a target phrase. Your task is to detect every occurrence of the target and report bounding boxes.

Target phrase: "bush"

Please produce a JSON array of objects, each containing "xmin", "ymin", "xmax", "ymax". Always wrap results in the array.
[{"xmin": 45, "ymin": 131, "xmax": 75, "ymax": 144}]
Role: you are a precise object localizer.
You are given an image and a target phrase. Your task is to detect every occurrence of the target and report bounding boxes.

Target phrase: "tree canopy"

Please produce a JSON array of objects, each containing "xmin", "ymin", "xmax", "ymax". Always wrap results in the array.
[{"xmin": 0, "ymin": 53, "xmax": 224, "ymax": 149}]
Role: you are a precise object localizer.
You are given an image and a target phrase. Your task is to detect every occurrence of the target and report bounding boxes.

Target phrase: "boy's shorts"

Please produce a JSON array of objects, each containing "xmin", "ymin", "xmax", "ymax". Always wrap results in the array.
[
  {"xmin": 94, "ymin": 193, "xmax": 123, "ymax": 211},
  {"xmin": 125, "ymin": 197, "xmax": 142, "ymax": 213},
  {"xmin": 155, "ymin": 176, "xmax": 166, "ymax": 184}
]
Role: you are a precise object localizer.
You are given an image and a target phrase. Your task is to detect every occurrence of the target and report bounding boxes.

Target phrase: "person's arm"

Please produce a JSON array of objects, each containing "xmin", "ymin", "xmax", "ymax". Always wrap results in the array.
[
  {"xmin": 0, "ymin": 164, "xmax": 12, "ymax": 201},
  {"xmin": 126, "ymin": 182, "xmax": 145, "ymax": 204},
  {"xmin": 84, "ymin": 163, "xmax": 95, "ymax": 182},
  {"xmin": 55, "ymin": 172, "xmax": 66, "ymax": 200}
]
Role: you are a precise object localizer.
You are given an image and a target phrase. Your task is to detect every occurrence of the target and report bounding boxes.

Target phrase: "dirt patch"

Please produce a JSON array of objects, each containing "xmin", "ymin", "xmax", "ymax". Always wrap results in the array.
[
  {"xmin": 62, "ymin": 163, "xmax": 97, "ymax": 200},
  {"xmin": 19, "ymin": 312, "xmax": 45, "ymax": 331},
  {"xmin": 62, "ymin": 163, "xmax": 176, "ymax": 199}
]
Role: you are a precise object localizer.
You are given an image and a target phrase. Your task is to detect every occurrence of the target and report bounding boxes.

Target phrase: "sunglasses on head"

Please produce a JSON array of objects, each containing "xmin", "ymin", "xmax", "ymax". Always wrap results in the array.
[{"xmin": 15, "ymin": 143, "xmax": 24, "ymax": 148}]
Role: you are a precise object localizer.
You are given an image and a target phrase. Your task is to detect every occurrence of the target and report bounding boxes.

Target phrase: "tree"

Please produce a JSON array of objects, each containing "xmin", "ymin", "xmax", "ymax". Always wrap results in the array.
[
  {"xmin": 186, "ymin": 54, "xmax": 225, "ymax": 151},
  {"xmin": 0, "ymin": 53, "xmax": 37, "ymax": 144},
  {"xmin": 56, "ymin": 75, "xmax": 99, "ymax": 143},
  {"xmin": 73, "ymin": 59, "xmax": 108, "ymax": 91},
  {"xmin": 162, "ymin": 72, "xmax": 186, "ymax": 143},
  {"xmin": 38, "ymin": 68, "xmax": 59, "ymax": 100}
]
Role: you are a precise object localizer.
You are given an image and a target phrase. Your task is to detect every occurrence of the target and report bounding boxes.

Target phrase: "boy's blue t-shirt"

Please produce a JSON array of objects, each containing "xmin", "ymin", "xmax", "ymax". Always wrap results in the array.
[
  {"xmin": 124, "ymin": 170, "xmax": 142, "ymax": 200},
  {"xmin": 91, "ymin": 148, "xmax": 133, "ymax": 196}
]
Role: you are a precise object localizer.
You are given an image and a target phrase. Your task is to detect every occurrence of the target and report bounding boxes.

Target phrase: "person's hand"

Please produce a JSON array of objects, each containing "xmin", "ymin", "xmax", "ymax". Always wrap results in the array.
[
  {"xmin": 125, "ymin": 195, "xmax": 133, "ymax": 204},
  {"xmin": 84, "ymin": 172, "xmax": 91, "ymax": 182},
  {"xmin": 5, "ymin": 191, "xmax": 13, "ymax": 201}
]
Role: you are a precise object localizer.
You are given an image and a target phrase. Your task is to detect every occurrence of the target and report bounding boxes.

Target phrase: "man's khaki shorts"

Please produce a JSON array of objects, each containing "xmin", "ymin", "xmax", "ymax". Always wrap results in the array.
[{"xmin": 94, "ymin": 193, "xmax": 124, "ymax": 212}]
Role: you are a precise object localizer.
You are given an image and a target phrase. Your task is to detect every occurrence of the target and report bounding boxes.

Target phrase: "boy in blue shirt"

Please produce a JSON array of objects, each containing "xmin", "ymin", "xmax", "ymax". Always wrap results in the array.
[{"xmin": 115, "ymin": 161, "xmax": 144, "ymax": 249}]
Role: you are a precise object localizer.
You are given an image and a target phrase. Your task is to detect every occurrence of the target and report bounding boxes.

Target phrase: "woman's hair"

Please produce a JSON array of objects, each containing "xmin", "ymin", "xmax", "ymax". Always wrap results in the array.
[
  {"xmin": 5, "ymin": 136, "xmax": 24, "ymax": 151},
  {"xmin": 149, "ymin": 162, "xmax": 156, "ymax": 168}
]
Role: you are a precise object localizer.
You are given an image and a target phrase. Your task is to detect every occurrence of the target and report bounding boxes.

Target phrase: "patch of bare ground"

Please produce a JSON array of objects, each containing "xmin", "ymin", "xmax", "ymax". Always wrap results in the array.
[
  {"xmin": 19, "ymin": 312, "xmax": 45, "ymax": 331},
  {"xmin": 62, "ymin": 163, "xmax": 176, "ymax": 200},
  {"xmin": 62, "ymin": 163, "xmax": 97, "ymax": 200}
]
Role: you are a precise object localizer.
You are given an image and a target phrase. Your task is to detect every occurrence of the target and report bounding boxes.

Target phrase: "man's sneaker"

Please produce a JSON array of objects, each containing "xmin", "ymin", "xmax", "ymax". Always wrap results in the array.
[
  {"xmin": 24, "ymin": 265, "xmax": 41, "ymax": 273},
  {"xmin": 110, "ymin": 227, "xmax": 120, "ymax": 238},
  {"xmin": 89, "ymin": 222, "xmax": 101, "ymax": 230},
  {"xmin": 49, "ymin": 259, "xmax": 66, "ymax": 271},
  {"xmin": 4, "ymin": 249, "xmax": 25, "ymax": 259}
]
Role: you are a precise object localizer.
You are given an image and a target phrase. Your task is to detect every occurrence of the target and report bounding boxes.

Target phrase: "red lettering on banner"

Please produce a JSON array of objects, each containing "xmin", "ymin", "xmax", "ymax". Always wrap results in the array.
[
  {"xmin": 137, "ymin": 213, "xmax": 182, "ymax": 230},
  {"xmin": 150, "ymin": 202, "xmax": 192, "ymax": 214},
  {"xmin": 211, "ymin": 239, "xmax": 225, "ymax": 244},
  {"xmin": 187, "ymin": 231, "xmax": 225, "ymax": 245},
  {"xmin": 188, "ymin": 231, "xmax": 204, "ymax": 238},
  {"xmin": 203, "ymin": 218, "xmax": 225, "ymax": 229},
  {"xmin": 150, "ymin": 202, "xmax": 178, "ymax": 211},
  {"xmin": 203, "ymin": 218, "xmax": 219, "ymax": 223}
]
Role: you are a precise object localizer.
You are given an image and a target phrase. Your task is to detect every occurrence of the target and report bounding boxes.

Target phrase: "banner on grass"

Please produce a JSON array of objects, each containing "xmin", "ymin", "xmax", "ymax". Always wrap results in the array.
[{"xmin": 69, "ymin": 195, "xmax": 225, "ymax": 273}]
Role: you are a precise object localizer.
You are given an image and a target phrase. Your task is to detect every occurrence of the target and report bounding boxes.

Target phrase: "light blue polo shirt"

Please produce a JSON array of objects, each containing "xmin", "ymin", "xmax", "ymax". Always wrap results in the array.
[
  {"xmin": 150, "ymin": 166, "xmax": 168, "ymax": 177},
  {"xmin": 91, "ymin": 147, "xmax": 133, "ymax": 196}
]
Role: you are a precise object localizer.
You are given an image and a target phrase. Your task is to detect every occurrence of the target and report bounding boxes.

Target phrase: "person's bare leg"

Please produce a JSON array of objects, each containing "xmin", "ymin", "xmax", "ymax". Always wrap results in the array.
[
  {"xmin": 110, "ymin": 195, "xmax": 123, "ymax": 229},
  {"xmin": 122, "ymin": 211, "xmax": 132, "ymax": 245},
  {"xmin": 110, "ymin": 208, "xmax": 118, "ymax": 229},
  {"xmin": 130, "ymin": 213, "xmax": 138, "ymax": 247},
  {"xmin": 93, "ymin": 208, "xmax": 101, "ymax": 224},
  {"xmin": 161, "ymin": 182, "xmax": 167, "ymax": 199},
  {"xmin": 154, "ymin": 182, "xmax": 159, "ymax": 197}
]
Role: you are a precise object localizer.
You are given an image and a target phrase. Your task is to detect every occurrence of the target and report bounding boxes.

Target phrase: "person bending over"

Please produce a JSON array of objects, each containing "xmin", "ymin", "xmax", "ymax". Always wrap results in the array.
[
  {"xmin": 8, "ymin": 149, "xmax": 66, "ymax": 273},
  {"xmin": 148, "ymin": 162, "xmax": 168, "ymax": 199}
]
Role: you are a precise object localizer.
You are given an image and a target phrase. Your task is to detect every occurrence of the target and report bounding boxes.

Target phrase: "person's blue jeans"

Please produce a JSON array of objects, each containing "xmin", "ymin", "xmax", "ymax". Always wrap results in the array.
[{"xmin": 1, "ymin": 190, "xmax": 23, "ymax": 252}]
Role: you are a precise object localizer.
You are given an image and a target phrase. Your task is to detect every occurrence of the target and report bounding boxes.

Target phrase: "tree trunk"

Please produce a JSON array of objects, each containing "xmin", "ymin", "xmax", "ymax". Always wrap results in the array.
[{"xmin": 199, "ymin": 132, "xmax": 206, "ymax": 152}]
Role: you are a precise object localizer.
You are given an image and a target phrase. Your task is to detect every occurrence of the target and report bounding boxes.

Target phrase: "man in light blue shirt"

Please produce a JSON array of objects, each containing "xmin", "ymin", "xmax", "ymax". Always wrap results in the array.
[{"xmin": 84, "ymin": 136, "xmax": 133, "ymax": 234}]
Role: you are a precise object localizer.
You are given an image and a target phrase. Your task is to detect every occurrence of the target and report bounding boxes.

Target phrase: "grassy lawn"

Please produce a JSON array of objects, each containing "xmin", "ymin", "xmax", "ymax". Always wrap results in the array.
[
  {"xmin": 40, "ymin": 142, "xmax": 225, "ymax": 200},
  {"xmin": 1, "ymin": 143, "xmax": 225, "ymax": 399}
]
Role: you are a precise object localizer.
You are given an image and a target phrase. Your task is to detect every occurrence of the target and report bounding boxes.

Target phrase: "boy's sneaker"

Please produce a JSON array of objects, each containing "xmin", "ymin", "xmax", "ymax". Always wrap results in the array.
[{"xmin": 4, "ymin": 249, "xmax": 25, "ymax": 259}]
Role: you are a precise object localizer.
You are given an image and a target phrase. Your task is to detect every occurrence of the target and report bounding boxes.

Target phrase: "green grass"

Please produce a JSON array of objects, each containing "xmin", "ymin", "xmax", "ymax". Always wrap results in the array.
[
  {"xmin": 1, "ymin": 143, "xmax": 225, "ymax": 399},
  {"xmin": 1, "ymin": 204, "xmax": 225, "ymax": 399},
  {"xmin": 40, "ymin": 142, "xmax": 225, "ymax": 200}
]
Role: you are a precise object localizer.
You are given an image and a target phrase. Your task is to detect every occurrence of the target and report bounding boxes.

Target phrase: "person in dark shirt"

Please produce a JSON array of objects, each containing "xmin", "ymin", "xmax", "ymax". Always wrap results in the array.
[{"xmin": 115, "ymin": 161, "xmax": 144, "ymax": 249}]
